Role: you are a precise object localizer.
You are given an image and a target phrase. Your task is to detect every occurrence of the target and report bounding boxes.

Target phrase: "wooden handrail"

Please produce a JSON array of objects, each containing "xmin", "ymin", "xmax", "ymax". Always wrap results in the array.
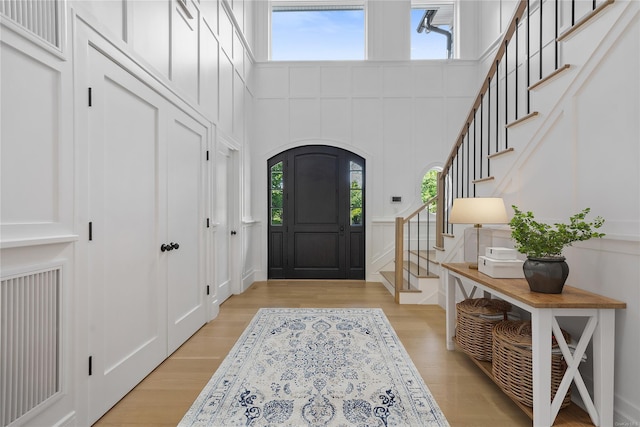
[
  {"xmin": 442, "ymin": 0, "xmax": 528, "ymax": 176},
  {"xmin": 402, "ymin": 196, "xmax": 437, "ymax": 224}
]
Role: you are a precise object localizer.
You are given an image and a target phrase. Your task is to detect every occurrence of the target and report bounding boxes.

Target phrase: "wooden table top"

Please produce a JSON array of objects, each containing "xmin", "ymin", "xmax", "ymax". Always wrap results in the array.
[{"xmin": 442, "ymin": 262, "xmax": 627, "ymax": 309}]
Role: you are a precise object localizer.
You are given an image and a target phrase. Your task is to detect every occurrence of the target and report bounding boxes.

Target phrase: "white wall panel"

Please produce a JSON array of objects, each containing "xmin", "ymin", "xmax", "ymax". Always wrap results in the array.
[
  {"xmin": 383, "ymin": 66, "xmax": 413, "ymax": 97},
  {"xmin": 1, "ymin": 43, "xmax": 59, "ymax": 224},
  {"xmin": 321, "ymin": 66, "xmax": 350, "ymax": 97},
  {"xmin": 444, "ymin": 96, "xmax": 474, "ymax": 144},
  {"xmin": 321, "ymin": 98, "xmax": 350, "ymax": 142},
  {"xmin": 352, "ymin": 66, "xmax": 381, "ymax": 97},
  {"xmin": 351, "ymin": 98, "xmax": 383, "ymax": 147},
  {"xmin": 445, "ymin": 62, "xmax": 481, "ymax": 97},
  {"xmin": 514, "ymin": 116, "xmax": 573, "ymax": 211},
  {"xmin": 172, "ymin": 0, "xmax": 199, "ymax": 102},
  {"xmin": 75, "ymin": 0, "xmax": 125, "ymax": 41},
  {"xmin": 411, "ymin": 65, "xmax": 444, "ymax": 97},
  {"xmin": 382, "ymin": 98, "xmax": 414, "ymax": 216},
  {"xmin": 219, "ymin": 6, "xmax": 233, "ymax": 57},
  {"xmin": 131, "ymin": 0, "xmax": 170, "ymax": 77},
  {"xmin": 256, "ymin": 99, "xmax": 289, "ymax": 145},
  {"xmin": 200, "ymin": 0, "xmax": 218, "ymax": 35},
  {"xmin": 289, "ymin": 99, "xmax": 321, "ymax": 141},
  {"xmin": 254, "ymin": 66, "xmax": 288, "ymax": 98},
  {"xmin": 574, "ymin": 18, "xmax": 640, "ymax": 237},
  {"xmin": 233, "ymin": 71, "xmax": 245, "ymax": 140},
  {"xmin": 219, "ymin": 50, "xmax": 234, "ymax": 133},
  {"xmin": 413, "ymin": 98, "xmax": 446, "ymax": 164},
  {"xmin": 290, "ymin": 67, "xmax": 320, "ymax": 98},
  {"xmin": 200, "ymin": 18, "xmax": 220, "ymax": 122},
  {"xmin": 479, "ymin": 0, "xmax": 502, "ymax": 53},
  {"xmin": 233, "ymin": 30, "xmax": 245, "ymax": 78},
  {"xmin": 232, "ymin": 0, "xmax": 245, "ymax": 34}
]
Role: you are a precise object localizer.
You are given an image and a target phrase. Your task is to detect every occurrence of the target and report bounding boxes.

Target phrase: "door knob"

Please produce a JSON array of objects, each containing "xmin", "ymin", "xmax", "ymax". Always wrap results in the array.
[
  {"xmin": 230, "ymin": 231, "xmax": 237, "ymax": 235},
  {"xmin": 161, "ymin": 244, "xmax": 171, "ymax": 252},
  {"xmin": 170, "ymin": 242, "xmax": 179, "ymax": 250}
]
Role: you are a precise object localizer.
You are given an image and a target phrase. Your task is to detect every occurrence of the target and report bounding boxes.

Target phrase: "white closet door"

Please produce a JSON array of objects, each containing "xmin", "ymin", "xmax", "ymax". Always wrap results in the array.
[
  {"xmin": 87, "ymin": 47, "xmax": 167, "ymax": 423},
  {"xmin": 215, "ymin": 144, "xmax": 232, "ymax": 304},
  {"xmin": 166, "ymin": 109, "xmax": 207, "ymax": 354}
]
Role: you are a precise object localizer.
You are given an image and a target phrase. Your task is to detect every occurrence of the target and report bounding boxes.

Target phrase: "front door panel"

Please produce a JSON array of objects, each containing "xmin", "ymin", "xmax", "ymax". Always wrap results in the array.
[{"xmin": 268, "ymin": 146, "xmax": 365, "ymax": 279}]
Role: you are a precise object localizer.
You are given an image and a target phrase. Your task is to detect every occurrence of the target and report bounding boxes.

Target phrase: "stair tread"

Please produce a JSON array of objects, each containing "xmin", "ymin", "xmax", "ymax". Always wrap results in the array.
[{"xmin": 380, "ymin": 271, "xmax": 421, "ymax": 292}]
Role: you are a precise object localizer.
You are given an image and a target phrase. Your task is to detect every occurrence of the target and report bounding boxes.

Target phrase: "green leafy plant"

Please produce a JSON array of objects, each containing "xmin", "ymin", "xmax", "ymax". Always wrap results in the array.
[{"xmin": 509, "ymin": 206, "xmax": 605, "ymax": 258}]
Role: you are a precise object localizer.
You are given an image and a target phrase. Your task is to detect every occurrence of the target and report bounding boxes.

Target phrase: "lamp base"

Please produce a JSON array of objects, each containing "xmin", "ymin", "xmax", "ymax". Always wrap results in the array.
[{"xmin": 468, "ymin": 263, "xmax": 479, "ymax": 270}]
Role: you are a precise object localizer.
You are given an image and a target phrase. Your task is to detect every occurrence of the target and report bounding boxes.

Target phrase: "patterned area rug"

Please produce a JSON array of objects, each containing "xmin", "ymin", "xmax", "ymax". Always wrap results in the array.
[{"xmin": 179, "ymin": 308, "xmax": 449, "ymax": 427}]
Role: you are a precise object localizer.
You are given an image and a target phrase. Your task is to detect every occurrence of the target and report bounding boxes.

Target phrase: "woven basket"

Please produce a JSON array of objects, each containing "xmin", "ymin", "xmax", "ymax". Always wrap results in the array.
[
  {"xmin": 492, "ymin": 320, "xmax": 571, "ymax": 409},
  {"xmin": 455, "ymin": 298, "xmax": 512, "ymax": 361}
]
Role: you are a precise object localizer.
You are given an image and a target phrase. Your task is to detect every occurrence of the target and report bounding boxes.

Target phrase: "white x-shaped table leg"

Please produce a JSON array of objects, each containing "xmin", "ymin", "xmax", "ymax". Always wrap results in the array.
[{"xmin": 551, "ymin": 314, "xmax": 599, "ymax": 425}]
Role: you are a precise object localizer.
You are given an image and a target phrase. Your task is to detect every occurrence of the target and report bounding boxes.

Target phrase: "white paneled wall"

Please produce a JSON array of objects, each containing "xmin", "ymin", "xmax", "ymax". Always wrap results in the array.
[{"xmin": 1, "ymin": 0, "xmax": 256, "ymax": 425}]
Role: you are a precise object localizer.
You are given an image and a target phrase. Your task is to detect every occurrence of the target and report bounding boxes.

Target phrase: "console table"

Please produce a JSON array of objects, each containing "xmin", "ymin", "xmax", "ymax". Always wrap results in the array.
[{"xmin": 442, "ymin": 263, "xmax": 626, "ymax": 427}]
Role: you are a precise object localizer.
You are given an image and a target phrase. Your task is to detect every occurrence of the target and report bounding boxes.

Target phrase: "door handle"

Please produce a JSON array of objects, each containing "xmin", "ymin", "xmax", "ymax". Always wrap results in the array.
[
  {"xmin": 161, "ymin": 242, "xmax": 179, "ymax": 252},
  {"xmin": 231, "ymin": 231, "xmax": 237, "ymax": 235}
]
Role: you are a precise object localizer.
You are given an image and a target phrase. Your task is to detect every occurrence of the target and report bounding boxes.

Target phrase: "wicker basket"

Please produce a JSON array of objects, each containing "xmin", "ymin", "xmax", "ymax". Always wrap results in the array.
[
  {"xmin": 492, "ymin": 320, "xmax": 571, "ymax": 409},
  {"xmin": 455, "ymin": 298, "xmax": 512, "ymax": 361}
]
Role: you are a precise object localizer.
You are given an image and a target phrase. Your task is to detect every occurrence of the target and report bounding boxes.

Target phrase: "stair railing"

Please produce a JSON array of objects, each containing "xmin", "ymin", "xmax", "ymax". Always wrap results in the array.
[
  {"xmin": 394, "ymin": 195, "xmax": 437, "ymax": 303},
  {"xmin": 436, "ymin": 0, "xmax": 614, "ymax": 243}
]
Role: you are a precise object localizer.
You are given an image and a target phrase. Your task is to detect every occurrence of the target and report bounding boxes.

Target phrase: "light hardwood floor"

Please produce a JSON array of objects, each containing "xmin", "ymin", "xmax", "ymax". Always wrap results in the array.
[{"xmin": 93, "ymin": 281, "xmax": 588, "ymax": 426}]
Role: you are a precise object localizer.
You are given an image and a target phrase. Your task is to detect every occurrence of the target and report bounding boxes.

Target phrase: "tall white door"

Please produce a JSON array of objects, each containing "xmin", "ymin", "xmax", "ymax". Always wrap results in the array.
[
  {"xmin": 87, "ymin": 47, "xmax": 167, "ymax": 422},
  {"xmin": 215, "ymin": 144, "xmax": 235, "ymax": 303},
  {"xmin": 166, "ymin": 110, "xmax": 207, "ymax": 354}
]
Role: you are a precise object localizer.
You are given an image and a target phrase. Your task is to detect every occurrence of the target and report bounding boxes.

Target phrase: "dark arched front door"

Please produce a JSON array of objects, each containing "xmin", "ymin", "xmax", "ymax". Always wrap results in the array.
[{"xmin": 268, "ymin": 145, "xmax": 365, "ymax": 279}]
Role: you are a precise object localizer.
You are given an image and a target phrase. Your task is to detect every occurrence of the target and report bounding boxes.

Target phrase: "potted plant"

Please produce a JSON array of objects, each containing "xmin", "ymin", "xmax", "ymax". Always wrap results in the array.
[{"xmin": 509, "ymin": 206, "xmax": 605, "ymax": 293}]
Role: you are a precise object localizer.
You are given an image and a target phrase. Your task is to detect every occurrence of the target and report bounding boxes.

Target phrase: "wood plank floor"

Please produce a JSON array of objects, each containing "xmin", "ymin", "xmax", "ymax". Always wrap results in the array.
[{"xmin": 93, "ymin": 280, "xmax": 590, "ymax": 426}]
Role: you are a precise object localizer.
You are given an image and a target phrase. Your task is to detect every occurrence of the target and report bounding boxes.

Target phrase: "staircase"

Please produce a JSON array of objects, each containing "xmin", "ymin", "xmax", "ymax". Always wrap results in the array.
[
  {"xmin": 379, "ymin": 198, "xmax": 444, "ymax": 304},
  {"xmin": 384, "ymin": 0, "xmax": 634, "ymax": 305}
]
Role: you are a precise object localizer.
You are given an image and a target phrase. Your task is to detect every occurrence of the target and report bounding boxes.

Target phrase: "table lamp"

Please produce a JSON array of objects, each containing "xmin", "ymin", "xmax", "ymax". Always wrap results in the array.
[{"xmin": 449, "ymin": 197, "xmax": 509, "ymax": 269}]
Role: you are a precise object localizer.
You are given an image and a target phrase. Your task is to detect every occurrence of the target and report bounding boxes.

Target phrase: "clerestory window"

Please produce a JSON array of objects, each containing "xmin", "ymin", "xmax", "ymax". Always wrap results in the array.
[
  {"xmin": 411, "ymin": 3, "xmax": 455, "ymax": 59},
  {"xmin": 271, "ymin": 4, "xmax": 365, "ymax": 61}
]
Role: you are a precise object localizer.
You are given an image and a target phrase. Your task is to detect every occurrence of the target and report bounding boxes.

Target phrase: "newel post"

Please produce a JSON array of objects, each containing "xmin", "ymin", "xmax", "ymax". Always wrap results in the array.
[
  {"xmin": 394, "ymin": 217, "xmax": 404, "ymax": 304},
  {"xmin": 436, "ymin": 172, "xmax": 445, "ymax": 248}
]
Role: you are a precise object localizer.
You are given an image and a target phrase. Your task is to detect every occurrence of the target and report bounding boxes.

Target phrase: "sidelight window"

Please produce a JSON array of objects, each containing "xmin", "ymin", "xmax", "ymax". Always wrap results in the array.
[
  {"xmin": 270, "ymin": 162, "xmax": 284, "ymax": 225},
  {"xmin": 350, "ymin": 161, "xmax": 363, "ymax": 225}
]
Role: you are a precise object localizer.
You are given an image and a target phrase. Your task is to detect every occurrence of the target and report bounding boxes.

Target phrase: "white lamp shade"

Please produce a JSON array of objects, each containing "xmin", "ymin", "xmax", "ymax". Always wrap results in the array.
[{"xmin": 449, "ymin": 197, "xmax": 508, "ymax": 224}]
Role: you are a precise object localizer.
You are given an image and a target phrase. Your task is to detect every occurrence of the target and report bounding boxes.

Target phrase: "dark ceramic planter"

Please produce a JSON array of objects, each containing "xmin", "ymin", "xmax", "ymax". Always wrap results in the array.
[{"xmin": 523, "ymin": 257, "xmax": 569, "ymax": 294}]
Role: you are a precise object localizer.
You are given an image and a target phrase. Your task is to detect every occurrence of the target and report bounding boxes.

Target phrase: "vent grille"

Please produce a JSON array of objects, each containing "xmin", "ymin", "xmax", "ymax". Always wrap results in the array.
[
  {"xmin": 0, "ymin": 0, "xmax": 60, "ymax": 47},
  {"xmin": 1, "ymin": 267, "xmax": 61, "ymax": 427}
]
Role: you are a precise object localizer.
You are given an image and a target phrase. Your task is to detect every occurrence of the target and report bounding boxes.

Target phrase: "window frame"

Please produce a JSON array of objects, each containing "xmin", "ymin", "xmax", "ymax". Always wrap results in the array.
[
  {"xmin": 411, "ymin": 1, "xmax": 457, "ymax": 60},
  {"xmin": 269, "ymin": 1, "xmax": 366, "ymax": 61}
]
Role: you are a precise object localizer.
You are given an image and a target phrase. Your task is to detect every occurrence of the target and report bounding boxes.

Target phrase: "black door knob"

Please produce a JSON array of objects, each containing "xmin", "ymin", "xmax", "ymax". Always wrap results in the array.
[
  {"xmin": 170, "ymin": 242, "xmax": 179, "ymax": 250},
  {"xmin": 231, "ymin": 231, "xmax": 237, "ymax": 235},
  {"xmin": 161, "ymin": 244, "xmax": 170, "ymax": 252}
]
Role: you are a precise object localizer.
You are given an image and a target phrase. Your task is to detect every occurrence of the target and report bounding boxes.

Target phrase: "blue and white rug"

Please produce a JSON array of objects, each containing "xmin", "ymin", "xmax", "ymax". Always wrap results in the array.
[{"xmin": 179, "ymin": 308, "xmax": 449, "ymax": 427}]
